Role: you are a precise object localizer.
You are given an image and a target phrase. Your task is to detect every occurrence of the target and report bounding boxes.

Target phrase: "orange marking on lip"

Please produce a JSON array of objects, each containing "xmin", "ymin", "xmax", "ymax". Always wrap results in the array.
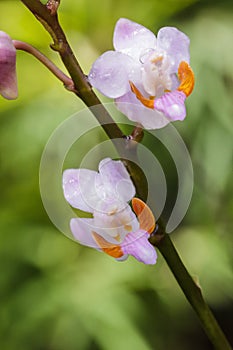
[
  {"xmin": 92, "ymin": 232, "xmax": 124, "ymax": 258},
  {"xmin": 177, "ymin": 61, "xmax": 195, "ymax": 97},
  {"xmin": 132, "ymin": 198, "xmax": 155, "ymax": 234},
  {"xmin": 129, "ymin": 81, "xmax": 154, "ymax": 109}
]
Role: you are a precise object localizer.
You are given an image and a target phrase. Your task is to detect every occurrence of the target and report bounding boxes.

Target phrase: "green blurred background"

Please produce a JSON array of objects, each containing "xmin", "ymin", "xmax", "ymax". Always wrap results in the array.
[{"xmin": 0, "ymin": 0, "xmax": 232, "ymax": 349}]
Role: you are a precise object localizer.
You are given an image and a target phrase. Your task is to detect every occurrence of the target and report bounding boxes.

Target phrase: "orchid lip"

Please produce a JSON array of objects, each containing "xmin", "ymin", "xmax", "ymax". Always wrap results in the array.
[{"xmin": 129, "ymin": 60, "xmax": 194, "ymax": 121}]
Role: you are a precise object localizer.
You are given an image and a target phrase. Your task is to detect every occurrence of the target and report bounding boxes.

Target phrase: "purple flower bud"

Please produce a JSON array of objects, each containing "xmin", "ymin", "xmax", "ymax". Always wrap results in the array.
[{"xmin": 0, "ymin": 31, "xmax": 17, "ymax": 100}]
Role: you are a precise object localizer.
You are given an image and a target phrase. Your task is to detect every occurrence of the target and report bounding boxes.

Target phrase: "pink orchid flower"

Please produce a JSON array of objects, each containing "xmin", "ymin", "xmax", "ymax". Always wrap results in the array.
[
  {"xmin": 89, "ymin": 18, "xmax": 194, "ymax": 129},
  {"xmin": 63, "ymin": 158, "xmax": 157, "ymax": 264}
]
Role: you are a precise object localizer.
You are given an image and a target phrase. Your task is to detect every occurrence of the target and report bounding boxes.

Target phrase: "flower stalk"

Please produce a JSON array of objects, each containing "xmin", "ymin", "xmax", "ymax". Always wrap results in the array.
[
  {"xmin": 13, "ymin": 40, "xmax": 75, "ymax": 91},
  {"xmin": 20, "ymin": 1, "xmax": 232, "ymax": 349}
]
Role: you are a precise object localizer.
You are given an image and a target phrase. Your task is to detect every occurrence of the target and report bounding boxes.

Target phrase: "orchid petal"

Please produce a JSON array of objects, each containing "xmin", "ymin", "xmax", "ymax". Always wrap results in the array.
[
  {"xmin": 157, "ymin": 27, "xmax": 190, "ymax": 72},
  {"xmin": 154, "ymin": 90, "xmax": 186, "ymax": 121},
  {"xmin": 121, "ymin": 230, "xmax": 157, "ymax": 265},
  {"xmin": 113, "ymin": 18, "xmax": 156, "ymax": 60},
  {"xmin": 115, "ymin": 92, "xmax": 170, "ymax": 129},
  {"xmin": 62, "ymin": 168, "xmax": 101, "ymax": 213},
  {"xmin": 98, "ymin": 158, "xmax": 135, "ymax": 202},
  {"xmin": 88, "ymin": 50, "xmax": 139, "ymax": 98},
  {"xmin": 70, "ymin": 218, "xmax": 100, "ymax": 249}
]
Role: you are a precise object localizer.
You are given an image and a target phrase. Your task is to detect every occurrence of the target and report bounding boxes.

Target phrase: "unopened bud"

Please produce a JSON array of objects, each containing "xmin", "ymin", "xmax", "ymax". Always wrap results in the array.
[{"xmin": 0, "ymin": 31, "xmax": 18, "ymax": 100}]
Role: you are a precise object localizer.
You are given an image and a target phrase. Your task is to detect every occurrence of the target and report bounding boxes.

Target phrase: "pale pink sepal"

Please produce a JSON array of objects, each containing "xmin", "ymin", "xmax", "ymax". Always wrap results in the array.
[
  {"xmin": 113, "ymin": 18, "xmax": 156, "ymax": 60},
  {"xmin": 70, "ymin": 218, "xmax": 100, "ymax": 249},
  {"xmin": 157, "ymin": 27, "xmax": 190, "ymax": 72},
  {"xmin": 88, "ymin": 50, "xmax": 139, "ymax": 98}
]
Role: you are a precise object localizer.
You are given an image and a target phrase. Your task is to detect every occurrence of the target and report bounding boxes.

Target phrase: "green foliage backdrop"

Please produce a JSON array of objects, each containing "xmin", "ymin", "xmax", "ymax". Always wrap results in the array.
[{"xmin": 0, "ymin": 1, "xmax": 232, "ymax": 349}]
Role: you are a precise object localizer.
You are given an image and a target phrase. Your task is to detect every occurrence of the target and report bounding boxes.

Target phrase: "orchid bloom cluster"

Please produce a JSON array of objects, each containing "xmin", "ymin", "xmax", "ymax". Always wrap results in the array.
[
  {"xmin": 0, "ymin": 31, "xmax": 17, "ymax": 100},
  {"xmin": 0, "ymin": 20, "xmax": 193, "ymax": 264},
  {"xmin": 63, "ymin": 158, "xmax": 157, "ymax": 264},
  {"xmin": 89, "ymin": 18, "xmax": 195, "ymax": 129}
]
